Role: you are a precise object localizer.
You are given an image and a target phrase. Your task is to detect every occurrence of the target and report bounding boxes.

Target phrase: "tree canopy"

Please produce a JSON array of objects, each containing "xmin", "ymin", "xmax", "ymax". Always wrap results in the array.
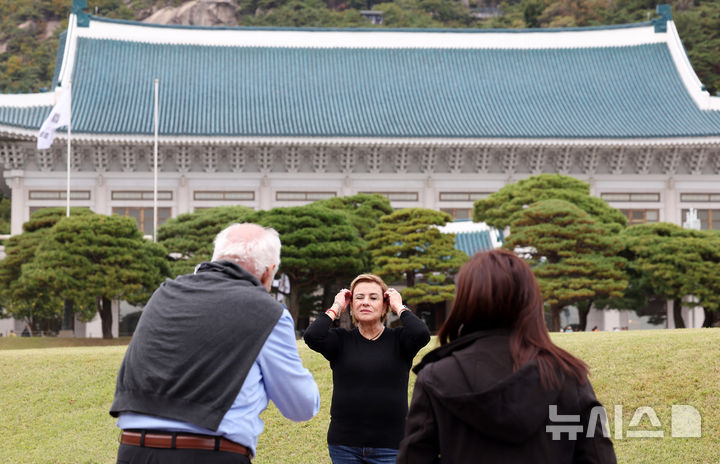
[
  {"xmin": 367, "ymin": 208, "xmax": 466, "ymax": 306},
  {"xmin": 159, "ymin": 201, "xmax": 373, "ymax": 325},
  {"xmin": 0, "ymin": 207, "xmax": 94, "ymax": 332},
  {"xmin": 254, "ymin": 204, "xmax": 366, "ymax": 323},
  {"xmin": 17, "ymin": 212, "xmax": 169, "ymax": 338},
  {"xmin": 504, "ymin": 199, "xmax": 628, "ymax": 331},
  {"xmin": 473, "ymin": 173, "xmax": 628, "ymax": 233},
  {"xmin": 309, "ymin": 194, "xmax": 394, "ymax": 324},
  {"xmin": 620, "ymin": 223, "xmax": 720, "ymax": 328},
  {"xmin": 312, "ymin": 193, "xmax": 393, "ymax": 239},
  {"xmin": 158, "ymin": 205, "xmax": 255, "ymax": 277}
]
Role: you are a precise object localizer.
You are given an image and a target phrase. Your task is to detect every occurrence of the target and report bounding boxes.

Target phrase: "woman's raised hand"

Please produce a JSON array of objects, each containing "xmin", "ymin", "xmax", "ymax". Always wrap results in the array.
[
  {"xmin": 326, "ymin": 288, "xmax": 351, "ymax": 320},
  {"xmin": 385, "ymin": 288, "xmax": 404, "ymax": 314},
  {"xmin": 334, "ymin": 289, "xmax": 351, "ymax": 313}
]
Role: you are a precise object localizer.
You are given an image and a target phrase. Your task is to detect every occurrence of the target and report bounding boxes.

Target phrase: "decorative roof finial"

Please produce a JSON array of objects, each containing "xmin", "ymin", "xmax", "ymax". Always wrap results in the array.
[
  {"xmin": 72, "ymin": 0, "xmax": 90, "ymax": 27},
  {"xmin": 654, "ymin": 4, "xmax": 672, "ymax": 33}
]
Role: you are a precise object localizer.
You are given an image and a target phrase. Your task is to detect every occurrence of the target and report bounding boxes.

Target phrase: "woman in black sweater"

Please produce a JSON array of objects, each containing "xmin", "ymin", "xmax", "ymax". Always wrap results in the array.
[{"xmin": 304, "ymin": 273, "xmax": 430, "ymax": 464}]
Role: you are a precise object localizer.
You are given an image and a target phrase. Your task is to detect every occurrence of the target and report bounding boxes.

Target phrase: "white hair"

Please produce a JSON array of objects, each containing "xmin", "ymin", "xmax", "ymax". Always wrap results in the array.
[{"xmin": 212, "ymin": 223, "xmax": 281, "ymax": 280}]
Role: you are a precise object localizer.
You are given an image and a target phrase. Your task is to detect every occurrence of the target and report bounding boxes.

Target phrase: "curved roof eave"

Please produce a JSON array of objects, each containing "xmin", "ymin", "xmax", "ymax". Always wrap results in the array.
[
  {"xmin": 0, "ymin": 93, "xmax": 56, "ymax": 107},
  {"xmin": 3, "ymin": 129, "xmax": 720, "ymax": 147},
  {"xmin": 664, "ymin": 21, "xmax": 720, "ymax": 111}
]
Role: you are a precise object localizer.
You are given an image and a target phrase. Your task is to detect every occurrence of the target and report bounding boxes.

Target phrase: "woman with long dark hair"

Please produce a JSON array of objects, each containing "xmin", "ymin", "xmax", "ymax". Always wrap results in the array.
[{"xmin": 397, "ymin": 249, "xmax": 616, "ymax": 463}]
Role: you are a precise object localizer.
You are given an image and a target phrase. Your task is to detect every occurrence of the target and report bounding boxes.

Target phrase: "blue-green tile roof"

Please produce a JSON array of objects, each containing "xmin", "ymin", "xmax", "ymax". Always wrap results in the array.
[
  {"xmin": 0, "ymin": 105, "xmax": 53, "ymax": 130},
  {"xmin": 2, "ymin": 23, "xmax": 720, "ymax": 138},
  {"xmin": 454, "ymin": 231, "xmax": 495, "ymax": 257}
]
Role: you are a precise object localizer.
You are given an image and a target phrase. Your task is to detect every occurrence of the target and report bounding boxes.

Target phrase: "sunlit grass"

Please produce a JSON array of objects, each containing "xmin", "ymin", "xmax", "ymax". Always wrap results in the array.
[{"xmin": 0, "ymin": 329, "xmax": 718, "ymax": 463}]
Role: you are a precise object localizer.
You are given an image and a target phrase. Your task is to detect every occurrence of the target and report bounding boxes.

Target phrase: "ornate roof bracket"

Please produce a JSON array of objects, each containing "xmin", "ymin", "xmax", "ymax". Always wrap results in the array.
[{"xmin": 2, "ymin": 140, "xmax": 720, "ymax": 177}]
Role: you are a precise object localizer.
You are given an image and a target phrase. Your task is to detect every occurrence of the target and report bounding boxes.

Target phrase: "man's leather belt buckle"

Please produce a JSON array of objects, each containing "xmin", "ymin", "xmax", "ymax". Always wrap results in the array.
[{"xmin": 121, "ymin": 430, "xmax": 251, "ymax": 457}]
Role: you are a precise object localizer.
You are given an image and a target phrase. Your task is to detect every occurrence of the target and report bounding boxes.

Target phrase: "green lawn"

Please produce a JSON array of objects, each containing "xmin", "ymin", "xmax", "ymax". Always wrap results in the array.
[{"xmin": 0, "ymin": 329, "xmax": 717, "ymax": 463}]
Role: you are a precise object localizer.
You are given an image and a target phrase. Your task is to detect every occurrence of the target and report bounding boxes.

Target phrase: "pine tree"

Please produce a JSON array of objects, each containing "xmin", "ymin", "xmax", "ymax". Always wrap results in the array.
[
  {"xmin": 505, "ymin": 199, "xmax": 628, "ymax": 332},
  {"xmin": 0, "ymin": 207, "xmax": 94, "ymax": 332},
  {"xmin": 473, "ymin": 173, "xmax": 627, "ymax": 233},
  {"xmin": 367, "ymin": 208, "xmax": 466, "ymax": 307},
  {"xmin": 621, "ymin": 223, "xmax": 720, "ymax": 328},
  {"xmin": 253, "ymin": 205, "xmax": 366, "ymax": 324},
  {"xmin": 310, "ymin": 194, "xmax": 393, "ymax": 326},
  {"xmin": 18, "ymin": 213, "xmax": 169, "ymax": 338}
]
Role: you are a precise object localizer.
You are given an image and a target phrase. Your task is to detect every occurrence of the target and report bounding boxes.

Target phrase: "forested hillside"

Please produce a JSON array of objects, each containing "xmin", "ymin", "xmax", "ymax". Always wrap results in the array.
[{"xmin": 1, "ymin": 0, "xmax": 719, "ymax": 95}]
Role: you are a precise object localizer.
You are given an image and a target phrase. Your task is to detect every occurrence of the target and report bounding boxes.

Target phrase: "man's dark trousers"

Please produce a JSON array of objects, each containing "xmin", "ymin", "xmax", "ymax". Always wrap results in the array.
[{"xmin": 117, "ymin": 444, "xmax": 252, "ymax": 464}]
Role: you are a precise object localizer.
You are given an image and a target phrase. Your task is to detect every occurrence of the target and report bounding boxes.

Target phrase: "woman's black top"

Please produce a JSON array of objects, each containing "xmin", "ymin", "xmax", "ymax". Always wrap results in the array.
[{"xmin": 304, "ymin": 311, "xmax": 430, "ymax": 449}]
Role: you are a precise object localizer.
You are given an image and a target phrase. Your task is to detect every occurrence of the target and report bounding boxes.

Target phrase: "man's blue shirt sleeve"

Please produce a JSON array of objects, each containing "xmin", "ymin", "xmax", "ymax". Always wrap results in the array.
[{"xmin": 258, "ymin": 309, "xmax": 320, "ymax": 421}]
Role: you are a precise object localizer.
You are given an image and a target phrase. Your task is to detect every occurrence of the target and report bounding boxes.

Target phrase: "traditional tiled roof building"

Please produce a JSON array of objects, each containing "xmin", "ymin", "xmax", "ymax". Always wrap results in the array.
[{"xmin": 1, "ymin": 3, "xmax": 718, "ymax": 333}]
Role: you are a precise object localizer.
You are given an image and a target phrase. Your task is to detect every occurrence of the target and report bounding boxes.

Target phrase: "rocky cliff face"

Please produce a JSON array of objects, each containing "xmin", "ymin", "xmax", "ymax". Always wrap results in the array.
[{"xmin": 143, "ymin": 0, "xmax": 239, "ymax": 27}]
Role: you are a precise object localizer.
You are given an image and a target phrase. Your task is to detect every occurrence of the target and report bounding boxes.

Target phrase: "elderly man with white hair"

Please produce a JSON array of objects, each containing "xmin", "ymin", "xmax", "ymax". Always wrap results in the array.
[{"xmin": 111, "ymin": 223, "xmax": 319, "ymax": 464}]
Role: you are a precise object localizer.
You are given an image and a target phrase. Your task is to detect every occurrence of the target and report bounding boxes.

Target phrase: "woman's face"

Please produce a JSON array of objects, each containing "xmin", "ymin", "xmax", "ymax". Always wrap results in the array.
[{"xmin": 351, "ymin": 281, "xmax": 386, "ymax": 325}]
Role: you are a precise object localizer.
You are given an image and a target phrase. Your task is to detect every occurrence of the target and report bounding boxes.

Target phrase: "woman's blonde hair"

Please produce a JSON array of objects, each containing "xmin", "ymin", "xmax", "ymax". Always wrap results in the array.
[{"xmin": 349, "ymin": 273, "xmax": 390, "ymax": 325}]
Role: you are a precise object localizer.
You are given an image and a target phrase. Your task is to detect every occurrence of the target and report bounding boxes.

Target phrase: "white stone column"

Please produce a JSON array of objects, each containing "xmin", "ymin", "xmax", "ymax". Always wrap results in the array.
[
  {"xmin": 94, "ymin": 174, "xmax": 108, "ymax": 215},
  {"xmin": 602, "ymin": 309, "xmax": 622, "ymax": 331},
  {"xmin": 664, "ymin": 178, "xmax": 678, "ymax": 224},
  {"xmin": 260, "ymin": 176, "xmax": 272, "ymax": 210},
  {"xmin": 6, "ymin": 171, "xmax": 24, "ymax": 235},
  {"xmin": 424, "ymin": 177, "xmax": 436, "ymax": 210},
  {"xmin": 587, "ymin": 177, "xmax": 597, "ymax": 197},
  {"xmin": 177, "ymin": 175, "xmax": 190, "ymax": 215},
  {"xmin": 341, "ymin": 175, "xmax": 353, "ymax": 197}
]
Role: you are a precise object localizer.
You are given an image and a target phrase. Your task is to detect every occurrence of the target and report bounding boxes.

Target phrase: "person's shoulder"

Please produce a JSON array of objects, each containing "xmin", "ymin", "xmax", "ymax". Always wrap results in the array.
[
  {"xmin": 413, "ymin": 356, "xmax": 465, "ymax": 399},
  {"xmin": 276, "ymin": 308, "xmax": 294, "ymax": 324},
  {"xmin": 266, "ymin": 308, "xmax": 298, "ymax": 340},
  {"xmin": 565, "ymin": 373, "xmax": 600, "ymax": 403},
  {"xmin": 384, "ymin": 325, "xmax": 411, "ymax": 339},
  {"xmin": 233, "ymin": 282, "xmax": 282, "ymax": 303},
  {"xmin": 416, "ymin": 334, "xmax": 512, "ymax": 382},
  {"xmin": 415, "ymin": 350, "xmax": 458, "ymax": 384}
]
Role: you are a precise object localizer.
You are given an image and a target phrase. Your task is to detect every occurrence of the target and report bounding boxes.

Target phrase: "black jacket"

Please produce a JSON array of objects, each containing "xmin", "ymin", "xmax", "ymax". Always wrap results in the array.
[{"xmin": 397, "ymin": 330, "xmax": 617, "ymax": 464}]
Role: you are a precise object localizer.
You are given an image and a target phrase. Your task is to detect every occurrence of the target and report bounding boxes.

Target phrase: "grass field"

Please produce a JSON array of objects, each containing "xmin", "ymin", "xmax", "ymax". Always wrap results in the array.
[{"xmin": 0, "ymin": 329, "xmax": 718, "ymax": 463}]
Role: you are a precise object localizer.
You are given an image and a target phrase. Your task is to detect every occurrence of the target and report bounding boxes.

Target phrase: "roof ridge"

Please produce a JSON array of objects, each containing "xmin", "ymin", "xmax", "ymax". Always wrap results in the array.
[{"xmin": 86, "ymin": 14, "xmax": 655, "ymax": 34}]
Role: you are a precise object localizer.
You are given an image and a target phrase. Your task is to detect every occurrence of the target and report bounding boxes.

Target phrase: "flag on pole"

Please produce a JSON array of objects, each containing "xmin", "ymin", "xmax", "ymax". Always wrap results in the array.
[{"xmin": 37, "ymin": 87, "xmax": 71, "ymax": 150}]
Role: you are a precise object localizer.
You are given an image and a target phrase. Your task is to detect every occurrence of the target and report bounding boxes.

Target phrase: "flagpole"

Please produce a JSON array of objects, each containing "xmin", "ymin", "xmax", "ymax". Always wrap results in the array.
[
  {"xmin": 153, "ymin": 78, "xmax": 159, "ymax": 242},
  {"xmin": 66, "ymin": 79, "xmax": 72, "ymax": 218}
]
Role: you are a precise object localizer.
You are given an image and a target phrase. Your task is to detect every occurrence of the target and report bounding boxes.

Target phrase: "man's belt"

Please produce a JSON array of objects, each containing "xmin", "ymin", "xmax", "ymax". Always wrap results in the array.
[{"xmin": 120, "ymin": 430, "xmax": 251, "ymax": 457}]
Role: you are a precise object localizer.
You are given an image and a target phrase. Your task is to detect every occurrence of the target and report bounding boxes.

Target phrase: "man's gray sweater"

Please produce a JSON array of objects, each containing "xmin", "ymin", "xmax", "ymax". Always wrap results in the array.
[{"xmin": 110, "ymin": 261, "xmax": 283, "ymax": 431}]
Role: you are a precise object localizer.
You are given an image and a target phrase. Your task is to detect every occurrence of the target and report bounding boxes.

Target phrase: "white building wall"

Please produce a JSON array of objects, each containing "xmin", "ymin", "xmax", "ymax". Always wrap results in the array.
[
  {"xmin": 0, "ymin": 318, "xmax": 23, "ymax": 337},
  {"xmin": 684, "ymin": 306, "xmax": 705, "ymax": 328},
  {"xmin": 585, "ymin": 306, "xmax": 609, "ymax": 331},
  {"xmin": 73, "ymin": 301, "xmax": 119, "ymax": 338},
  {"xmin": 598, "ymin": 309, "xmax": 623, "ymax": 331},
  {"xmin": 4, "ymin": 142, "xmax": 720, "ymax": 335},
  {"xmin": 666, "ymin": 300, "xmax": 706, "ymax": 329}
]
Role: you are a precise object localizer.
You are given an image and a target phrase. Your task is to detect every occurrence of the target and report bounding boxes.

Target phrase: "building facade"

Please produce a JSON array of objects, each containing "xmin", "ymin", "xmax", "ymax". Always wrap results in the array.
[{"xmin": 1, "ymin": 4, "xmax": 719, "ymax": 334}]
